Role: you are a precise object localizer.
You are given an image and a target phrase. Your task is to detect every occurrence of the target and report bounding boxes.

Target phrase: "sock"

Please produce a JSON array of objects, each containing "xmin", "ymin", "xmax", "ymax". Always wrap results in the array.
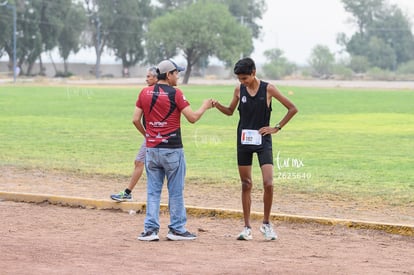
[{"xmin": 125, "ymin": 189, "xmax": 131, "ymax": 195}]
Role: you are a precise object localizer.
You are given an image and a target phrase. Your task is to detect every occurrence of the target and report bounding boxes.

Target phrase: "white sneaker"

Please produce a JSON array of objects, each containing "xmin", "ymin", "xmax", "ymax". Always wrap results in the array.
[
  {"xmin": 260, "ymin": 223, "xmax": 277, "ymax": 240},
  {"xmin": 237, "ymin": 226, "xmax": 252, "ymax": 240},
  {"xmin": 166, "ymin": 230, "xmax": 197, "ymax": 241},
  {"xmin": 137, "ymin": 230, "xmax": 159, "ymax": 241}
]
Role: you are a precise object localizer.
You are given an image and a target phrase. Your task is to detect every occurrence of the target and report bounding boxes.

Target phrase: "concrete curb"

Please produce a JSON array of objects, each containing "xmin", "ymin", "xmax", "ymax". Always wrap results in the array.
[{"xmin": 1, "ymin": 191, "xmax": 413, "ymax": 237}]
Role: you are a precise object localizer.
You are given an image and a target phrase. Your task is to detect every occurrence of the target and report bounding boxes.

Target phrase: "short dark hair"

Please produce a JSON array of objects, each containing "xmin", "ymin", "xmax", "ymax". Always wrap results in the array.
[
  {"xmin": 234, "ymin": 57, "xmax": 256, "ymax": 75},
  {"xmin": 157, "ymin": 72, "xmax": 167, "ymax": 80}
]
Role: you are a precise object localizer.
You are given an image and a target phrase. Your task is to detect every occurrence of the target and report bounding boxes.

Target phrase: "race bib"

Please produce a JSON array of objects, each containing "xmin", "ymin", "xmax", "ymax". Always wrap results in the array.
[{"xmin": 241, "ymin": 129, "xmax": 262, "ymax": 145}]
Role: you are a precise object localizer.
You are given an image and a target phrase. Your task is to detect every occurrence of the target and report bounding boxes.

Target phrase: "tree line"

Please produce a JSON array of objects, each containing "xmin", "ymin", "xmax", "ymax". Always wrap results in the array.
[
  {"xmin": 0, "ymin": 0, "xmax": 264, "ymax": 83},
  {"xmin": 263, "ymin": 0, "xmax": 414, "ymax": 81},
  {"xmin": 1, "ymin": 0, "xmax": 414, "ymax": 83}
]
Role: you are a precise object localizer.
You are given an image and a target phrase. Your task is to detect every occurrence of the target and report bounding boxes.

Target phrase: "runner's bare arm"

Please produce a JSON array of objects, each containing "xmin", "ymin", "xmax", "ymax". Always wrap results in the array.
[
  {"xmin": 181, "ymin": 99, "xmax": 213, "ymax": 124},
  {"xmin": 212, "ymin": 85, "xmax": 240, "ymax": 116},
  {"xmin": 259, "ymin": 84, "xmax": 298, "ymax": 135}
]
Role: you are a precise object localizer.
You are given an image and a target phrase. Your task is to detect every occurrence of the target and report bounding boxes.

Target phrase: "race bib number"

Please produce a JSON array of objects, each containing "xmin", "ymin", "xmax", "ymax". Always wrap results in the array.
[{"xmin": 241, "ymin": 129, "xmax": 262, "ymax": 145}]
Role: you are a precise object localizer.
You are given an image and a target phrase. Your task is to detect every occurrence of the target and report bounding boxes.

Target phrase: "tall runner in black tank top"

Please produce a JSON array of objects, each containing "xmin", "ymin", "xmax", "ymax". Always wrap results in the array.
[
  {"xmin": 212, "ymin": 58, "xmax": 298, "ymax": 241},
  {"xmin": 237, "ymin": 80, "xmax": 272, "ymax": 153}
]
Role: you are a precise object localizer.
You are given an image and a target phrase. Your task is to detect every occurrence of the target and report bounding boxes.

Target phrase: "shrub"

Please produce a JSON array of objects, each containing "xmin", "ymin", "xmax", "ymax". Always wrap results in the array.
[
  {"xmin": 366, "ymin": 67, "xmax": 395, "ymax": 81},
  {"xmin": 55, "ymin": 71, "xmax": 74, "ymax": 78},
  {"xmin": 397, "ymin": 60, "xmax": 414, "ymax": 74},
  {"xmin": 333, "ymin": 64, "xmax": 354, "ymax": 80}
]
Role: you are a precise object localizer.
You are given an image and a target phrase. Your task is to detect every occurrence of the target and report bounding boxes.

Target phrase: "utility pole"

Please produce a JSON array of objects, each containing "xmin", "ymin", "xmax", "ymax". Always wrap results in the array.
[{"xmin": 95, "ymin": 16, "xmax": 101, "ymax": 79}]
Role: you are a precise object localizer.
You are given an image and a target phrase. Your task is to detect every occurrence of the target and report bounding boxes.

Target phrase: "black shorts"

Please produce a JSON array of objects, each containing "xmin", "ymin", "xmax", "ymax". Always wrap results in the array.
[{"xmin": 237, "ymin": 150, "xmax": 273, "ymax": 166}]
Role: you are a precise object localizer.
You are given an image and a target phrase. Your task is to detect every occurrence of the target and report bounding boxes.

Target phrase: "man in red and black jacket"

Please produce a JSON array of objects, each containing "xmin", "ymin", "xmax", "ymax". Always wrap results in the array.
[{"xmin": 134, "ymin": 60, "xmax": 213, "ymax": 241}]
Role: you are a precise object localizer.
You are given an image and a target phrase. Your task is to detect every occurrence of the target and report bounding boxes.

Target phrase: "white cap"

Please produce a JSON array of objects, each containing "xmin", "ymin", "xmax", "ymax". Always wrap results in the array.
[{"xmin": 157, "ymin": 60, "xmax": 185, "ymax": 74}]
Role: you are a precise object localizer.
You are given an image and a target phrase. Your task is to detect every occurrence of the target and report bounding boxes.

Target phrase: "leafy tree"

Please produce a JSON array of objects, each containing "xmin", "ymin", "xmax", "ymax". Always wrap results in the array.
[
  {"xmin": 366, "ymin": 36, "xmax": 396, "ymax": 70},
  {"xmin": 367, "ymin": 7, "xmax": 414, "ymax": 65},
  {"xmin": 57, "ymin": 2, "xmax": 87, "ymax": 75},
  {"xmin": 308, "ymin": 45, "xmax": 335, "ymax": 77},
  {"xmin": 146, "ymin": 1, "xmax": 252, "ymax": 84},
  {"xmin": 38, "ymin": 1, "xmax": 69, "ymax": 51},
  {"xmin": 0, "ymin": 0, "xmax": 40, "ymax": 74},
  {"xmin": 0, "ymin": 13, "xmax": 9, "ymax": 52},
  {"xmin": 84, "ymin": 0, "xmax": 109, "ymax": 78},
  {"xmin": 0, "ymin": 0, "xmax": 14, "ymax": 65},
  {"xmin": 341, "ymin": 32, "xmax": 368, "ymax": 57},
  {"xmin": 219, "ymin": 0, "xmax": 266, "ymax": 39},
  {"xmin": 2, "ymin": 0, "xmax": 71, "ymax": 75},
  {"xmin": 339, "ymin": 0, "xmax": 414, "ymax": 70},
  {"xmin": 101, "ymin": 0, "xmax": 153, "ymax": 75},
  {"xmin": 14, "ymin": 0, "xmax": 42, "ymax": 75},
  {"xmin": 341, "ymin": 0, "xmax": 385, "ymax": 35},
  {"xmin": 262, "ymin": 48, "xmax": 296, "ymax": 79},
  {"xmin": 157, "ymin": 0, "xmax": 265, "ymax": 39},
  {"xmin": 30, "ymin": 0, "xmax": 70, "ymax": 75}
]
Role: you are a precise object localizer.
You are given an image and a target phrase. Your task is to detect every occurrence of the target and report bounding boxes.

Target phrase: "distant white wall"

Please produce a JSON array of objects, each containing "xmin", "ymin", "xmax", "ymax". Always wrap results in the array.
[{"xmin": 0, "ymin": 61, "xmax": 230, "ymax": 79}]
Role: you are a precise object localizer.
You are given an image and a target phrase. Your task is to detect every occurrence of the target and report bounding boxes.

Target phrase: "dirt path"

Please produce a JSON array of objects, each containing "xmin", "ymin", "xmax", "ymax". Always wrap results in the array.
[
  {"xmin": 0, "ymin": 166, "xmax": 413, "ymax": 225},
  {"xmin": 0, "ymin": 165, "xmax": 414, "ymax": 274},
  {"xmin": 1, "ymin": 200, "xmax": 413, "ymax": 275}
]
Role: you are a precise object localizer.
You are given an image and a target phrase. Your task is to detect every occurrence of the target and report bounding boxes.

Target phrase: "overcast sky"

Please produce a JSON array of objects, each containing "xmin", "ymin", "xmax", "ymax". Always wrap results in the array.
[{"xmin": 251, "ymin": 0, "xmax": 414, "ymax": 65}]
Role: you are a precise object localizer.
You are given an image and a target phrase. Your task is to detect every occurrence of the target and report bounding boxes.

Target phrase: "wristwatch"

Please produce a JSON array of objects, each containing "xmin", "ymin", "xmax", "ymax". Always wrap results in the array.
[{"xmin": 275, "ymin": 124, "xmax": 282, "ymax": 130}]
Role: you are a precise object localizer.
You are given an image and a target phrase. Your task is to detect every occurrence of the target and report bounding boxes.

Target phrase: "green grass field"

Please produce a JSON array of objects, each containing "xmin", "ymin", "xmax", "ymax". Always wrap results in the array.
[{"xmin": 0, "ymin": 83, "xmax": 413, "ymax": 205}]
